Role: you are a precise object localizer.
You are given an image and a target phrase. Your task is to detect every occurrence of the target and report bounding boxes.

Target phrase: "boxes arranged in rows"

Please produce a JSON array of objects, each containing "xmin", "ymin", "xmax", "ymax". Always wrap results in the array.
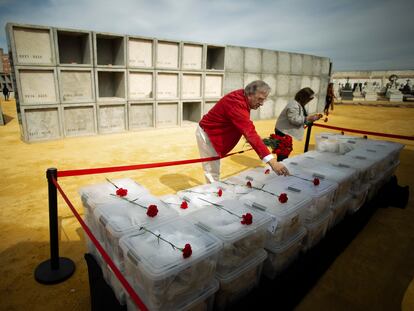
[
  {"xmin": 62, "ymin": 103, "xmax": 97, "ymax": 137},
  {"xmin": 128, "ymin": 37, "xmax": 153, "ymax": 68},
  {"xmin": 302, "ymin": 210, "xmax": 331, "ymax": 252},
  {"xmin": 21, "ymin": 105, "xmax": 62, "ymax": 142},
  {"xmin": 119, "ymin": 218, "xmax": 222, "ymax": 310},
  {"xmin": 58, "ymin": 67, "xmax": 95, "ymax": 103},
  {"xmin": 156, "ymin": 102, "xmax": 178, "ymax": 127},
  {"xmin": 97, "ymin": 102, "xmax": 127, "ymax": 134},
  {"xmin": 128, "ymin": 70, "xmax": 154, "ymax": 100},
  {"xmin": 128, "ymin": 102, "xmax": 154, "ymax": 130},
  {"xmin": 186, "ymin": 199, "xmax": 270, "ymax": 274}
]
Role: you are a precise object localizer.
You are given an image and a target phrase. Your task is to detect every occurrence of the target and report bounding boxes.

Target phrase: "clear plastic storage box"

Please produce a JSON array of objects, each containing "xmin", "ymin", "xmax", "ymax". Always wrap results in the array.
[
  {"xmin": 214, "ymin": 249, "xmax": 267, "ymax": 311},
  {"xmin": 186, "ymin": 199, "xmax": 271, "ymax": 275},
  {"xmin": 160, "ymin": 194, "xmax": 207, "ymax": 216},
  {"xmin": 225, "ymin": 166, "xmax": 278, "ymax": 187},
  {"xmin": 240, "ymin": 181, "xmax": 312, "ymax": 245},
  {"xmin": 263, "ymin": 227, "xmax": 306, "ymax": 279},
  {"xmin": 302, "ymin": 210, "xmax": 331, "ymax": 251},
  {"xmin": 328, "ymin": 193, "xmax": 351, "ymax": 230},
  {"xmin": 349, "ymin": 183, "xmax": 370, "ymax": 214},
  {"xmin": 119, "ymin": 218, "xmax": 222, "ymax": 310}
]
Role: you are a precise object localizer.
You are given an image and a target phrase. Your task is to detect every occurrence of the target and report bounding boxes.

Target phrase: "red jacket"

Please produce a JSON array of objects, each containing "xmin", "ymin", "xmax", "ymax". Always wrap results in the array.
[{"xmin": 199, "ymin": 89, "xmax": 270, "ymax": 159}]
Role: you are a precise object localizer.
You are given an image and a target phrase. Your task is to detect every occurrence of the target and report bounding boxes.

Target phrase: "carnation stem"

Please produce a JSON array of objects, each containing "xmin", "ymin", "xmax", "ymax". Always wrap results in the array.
[
  {"xmin": 198, "ymin": 198, "xmax": 242, "ymax": 219},
  {"xmin": 139, "ymin": 226, "xmax": 182, "ymax": 251},
  {"xmin": 291, "ymin": 174, "xmax": 313, "ymax": 182},
  {"xmin": 110, "ymin": 194, "xmax": 148, "ymax": 210},
  {"xmin": 221, "ymin": 180, "xmax": 280, "ymax": 198},
  {"xmin": 105, "ymin": 177, "xmax": 119, "ymax": 189}
]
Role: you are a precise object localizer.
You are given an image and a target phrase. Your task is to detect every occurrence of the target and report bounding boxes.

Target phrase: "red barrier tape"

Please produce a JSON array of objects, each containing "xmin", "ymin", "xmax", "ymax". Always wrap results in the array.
[
  {"xmin": 52, "ymin": 177, "xmax": 148, "ymax": 311},
  {"xmin": 313, "ymin": 123, "xmax": 414, "ymax": 141},
  {"xmin": 57, "ymin": 148, "xmax": 253, "ymax": 177}
]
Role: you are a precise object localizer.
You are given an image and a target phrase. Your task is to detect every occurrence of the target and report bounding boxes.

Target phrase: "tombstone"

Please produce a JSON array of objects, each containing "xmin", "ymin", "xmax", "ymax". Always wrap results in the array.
[
  {"xmin": 363, "ymin": 80, "xmax": 378, "ymax": 101},
  {"xmin": 386, "ymin": 74, "xmax": 403, "ymax": 102},
  {"xmin": 340, "ymin": 77, "xmax": 353, "ymax": 100}
]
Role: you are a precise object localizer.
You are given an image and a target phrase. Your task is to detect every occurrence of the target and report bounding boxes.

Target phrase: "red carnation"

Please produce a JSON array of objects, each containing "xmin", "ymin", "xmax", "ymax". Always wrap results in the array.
[
  {"xmin": 313, "ymin": 178, "xmax": 320, "ymax": 186},
  {"xmin": 241, "ymin": 213, "xmax": 253, "ymax": 225},
  {"xmin": 265, "ymin": 169, "xmax": 270, "ymax": 174},
  {"xmin": 246, "ymin": 181, "xmax": 252, "ymax": 188},
  {"xmin": 116, "ymin": 188, "xmax": 128, "ymax": 197},
  {"xmin": 180, "ymin": 201, "xmax": 188, "ymax": 209},
  {"xmin": 217, "ymin": 189, "xmax": 223, "ymax": 197},
  {"xmin": 182, "ymin": 243, "xmax": 192, "ymax": 258},
  {"xmin": 278, "ymin": 193, "xmax": 288, "ymax": 203},
  {"xmin": 146, "ymin": 204, "xmax": 158, "ymax": 217}
]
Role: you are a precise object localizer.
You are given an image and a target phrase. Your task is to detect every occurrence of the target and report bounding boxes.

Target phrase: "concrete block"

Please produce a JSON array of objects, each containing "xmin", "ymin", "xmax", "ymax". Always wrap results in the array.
[
  {"xmin": 302, "ymin": 55, "xmax": 313, "ymax": 75},
  {"xmin": 319, "ymin": 78, "xmax": 329, "ymax": 99},
  {"xmin": 311, "ymin": 77, "xmax": 321, "ymax": 94},
  {"xmin": 204, "ymin": 73, "xmax": 223, "ymax": 98},
  {"xmin": 94, "ymin": 32, "xmax": 126, "ymax": 67},
  {"xmin": 244, "ymin": 48, "xmax": 261, "ymax": 73},
  {"xmin": 223, "ymin": 72, "xmax": 243, "ymax": 94},
  {"xmin": 244, "ymin": 73, "xmax": 261, "ymax": 87},
  {"xmin": 206, "ymin": 45, "xmax": 225, "ymax": 70},
  {"xmin": 58, "ymin": 67, "xmax": 95, "ymax": 103},
  {"xmin": 16, "ymin": 67, "xmax": 59, "ymax": 105},
  {"xmin": 55, "ymin": 28, "xmax": 92, "ymax": 66},
  {"xmin": 97, "ymin": 102, "xmax": 127, "ymax": 133},
  {"xmin": 128, "ymin": 37, "xmax": 154, "ymax": 68},
  {"xmin": 312, "ymin": 57, "xmax": 321, "ymax": 76},
  {"xmin": 22, "ymin": 105, "xmax": 61, "ymax": 141},
  {"xmin": 307, "ymin": 97, "xmax": 318, "ymax": 114},
  {"xmin": 262, "ymin": 50, "xmax": 277, "ymax": 73},
  {"xmin": 182, "ymin": 43, "xmax": 203, "ymax": 70},
  {"xmin": 224, "ymin": 46, "xmax": 243, "ymax": 72},
  {"xmin": 96, "ymin": 69, "xmax": 126, "ymax": 101},
  {"xmin": 156, "ymin": 72, "xmax": 179, "ymax": 99},
  {"xmin": 278, "ymin": 52, "xmax": 290, "ymax": 74},
  {"xmin": 276, "ymin": 74, "xmax": 289, "ymax": 96},
  {"xmin": 274, "ymin": 97, "xmax": 289, "ymax": 118},
  {"xmin": 128, "ymin": 102, "xmax": 154, "ymax": 129},
  {"xmin": 290, "ymin": 54, "xmax": 303, "ymax": 75},
  {"xmin": 203, "ymin": 100, "xmax": 218, "ymax": 115},
  {"xmin": 128, "ymin": 70, "xmax": 154, "ymax": 100},
  {"xmin": 156, "ymin": 40, "xmax": 179, "ymax": 69},
  {"xmin": 7, "ymin": 23, "xmax": 55, "ymax": 66},
  {"xmin": 289, "ymin": 75, "xmax": 302, "ymax": 96},
  {"xmin": 321, "ymin": 58, "xmax": 330, "ymax": 75},
  {"xmin": 301, "ymin": 76, "xmax": 312, "ymax": 89},
  {"xmin": 182, "ymin": 101, "xmax": 202, "ymax": 125},
  {"xmin": 260, "ymin": 98, "xmax": 274, "ymax": 120},
  {"xmin": 62, "ymin": 103, "xmax": 96, "ymax": 137},
  {"xmin": 262, "ymin": 74, "xmax": 277, "ymax": 96},
  {"xmin": 156, "ymin": 102, "xmax": 178, "ymax": 127},
  {"xmin": 181, "ymin": 73, "xmax": 202, "ymax": 99}
]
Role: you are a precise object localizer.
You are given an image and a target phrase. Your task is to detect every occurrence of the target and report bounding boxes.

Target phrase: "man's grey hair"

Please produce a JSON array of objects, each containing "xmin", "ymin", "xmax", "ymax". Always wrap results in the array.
[{"xmin": 244, "ymin": 80, "xmax": 271, "ymax": 96}]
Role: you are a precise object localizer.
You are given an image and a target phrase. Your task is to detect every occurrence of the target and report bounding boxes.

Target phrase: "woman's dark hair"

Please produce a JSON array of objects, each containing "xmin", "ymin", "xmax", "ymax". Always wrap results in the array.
[{"xmin": 295, "ymin": 87, "xmax": 315, "ymax": 104}]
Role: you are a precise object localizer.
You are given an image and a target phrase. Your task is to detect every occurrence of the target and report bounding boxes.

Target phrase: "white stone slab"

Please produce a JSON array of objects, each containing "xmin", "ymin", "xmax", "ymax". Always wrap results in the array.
[
  {"xmin": 63, "ymin": 104, "xmax": 96, "ymax": 137},
  {"xmin": 23, "ymin": 106, "xmax": 60, "ymax": 141},
  {"xmin": 302, "ymin": 55, "xmax": 313, "ymax": 75},
  {"xmin": 19, "ymin": 69, "xmax": 57, "ymax": 104},
  {"xmin": 128, "ymin": 71, "xmax": 153, "ymax": 99},
  {"xmin": 276, "ymin": 75, "xmax": 289, "ymax": 96},
  {"xmin": 97, "ymin": 103, "xmax": 126, "ymax": 133},
  {"xmin": 157, "ymin": 102, "xmax": 178, "ymax": 127},
  {"xmin": 204, "ymin": 100, "xmax": 217, "ymax": 115},
  {"xmin": 13, "ymin": 27, "xmax": 54, "ymax": 65},
  {"xmin": 181, "ymin": 73, "xmax": 202, "ymax": 99},
  {"xmin": 129, "ymin": 102, "xmax": 154, "ymax": 129},
  {"xmin": 156, "ymin": 72, "xmax": 179, "ymax": 99},
  {"xmin": 204, "ymin": 74, "xmax": 223, "ymax": 98},
  {"xmin": 60, "ymin": 69, "xmax": 94, "ymax": 103},
  {"xmin": 182, "ymin": 44, "xmax": 203, "ymax": 70},
  {"xmin": 182, "ymin": 101, "xmax": 202, "ymax": 123},
  {"xmin": 321, "ymin": 58, "xmax": 330, "ymax": 75},
  {"xmin": 291, "ymin": 54, "xmax": 303, "ymax": 74},
  {"xmin": 311, "ymin": 77, "xmax": 321, "ymax": 94},
  {"xmin": 312, "ymin": 57, "xmax": 321, "ymax": 76},
  {"xmin": 301, "ymin": 76, "xmax": 312, "ymax": 89},
  {"xmin": 128, "ymin": 38, "xmax": 153, "ymax": 68},
  {"xmin": 244, "ymin": 48, "xmax": 261, "ymax": 73},
  {"xmin": 274, "ymin": 97, "xmax": 289, "ymax": 117},
  {"xmin": 262, "ymin": 50, "xmax": 277, "ymax": 73},
  {"xmin": 260, "ymin": 98, "xmax": 274, "ymax": 119},
  {"xmin": 224, "ymin": 72, "xmax": 243, "ymax": 94},
  {"xmin": 244, "ymin": 73, "xmax": 261, "ymax": 87},
  {"xmin": 278, "ymin": 52, "xmax": 290, "ymax": 74},
  {"xmin": 156, "ymin": 41, "xmax": 179, "ymax": 69},
  {"xmin": 307, "ymin": 97, "xmax": 318, "ymax": 114},
  {"xmin": 289, "ymin": 75, "xmax": 302, "ymax": 96},
  {"xmin": 224, "ymin": 46, "xmax": 243, "ymax": 72},
  {"xmin": 262, "ymin": 74, "xmax": 276, "ymax": 96}
]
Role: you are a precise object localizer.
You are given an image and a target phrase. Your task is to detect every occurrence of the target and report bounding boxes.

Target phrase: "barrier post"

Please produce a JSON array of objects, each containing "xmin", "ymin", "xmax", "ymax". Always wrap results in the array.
[
  {"xmin": 304, "ymin": 124, "xmax": 313, "ymax": 152},
  {"xmin": 34, "ymin": 168, "xmax": 75, "ymax": 284}
]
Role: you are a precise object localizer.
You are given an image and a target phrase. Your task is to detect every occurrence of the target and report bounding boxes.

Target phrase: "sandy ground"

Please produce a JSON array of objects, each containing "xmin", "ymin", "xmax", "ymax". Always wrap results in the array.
[{"xmin": 0, "ymin": 99, "xmax": 413, "ymax": 310}]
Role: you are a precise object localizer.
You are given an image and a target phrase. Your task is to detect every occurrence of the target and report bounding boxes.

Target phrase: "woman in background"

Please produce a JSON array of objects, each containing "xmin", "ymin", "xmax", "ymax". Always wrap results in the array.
[{"xmin": 324, "ymin": 82, "xmax": 335, "ymax": 115}]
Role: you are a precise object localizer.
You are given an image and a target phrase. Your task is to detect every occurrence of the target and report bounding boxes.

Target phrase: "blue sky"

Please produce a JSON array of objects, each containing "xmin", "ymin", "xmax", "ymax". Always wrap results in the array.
[{"xmin": 0, "ymin": 0, "xmax": 413, "ymax": 71}]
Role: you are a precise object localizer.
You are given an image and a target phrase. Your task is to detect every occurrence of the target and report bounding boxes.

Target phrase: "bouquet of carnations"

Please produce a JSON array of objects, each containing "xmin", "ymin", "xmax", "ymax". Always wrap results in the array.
[{"xmin": 263, "ymin": 133, "xmax": 293, "ymax": 157}]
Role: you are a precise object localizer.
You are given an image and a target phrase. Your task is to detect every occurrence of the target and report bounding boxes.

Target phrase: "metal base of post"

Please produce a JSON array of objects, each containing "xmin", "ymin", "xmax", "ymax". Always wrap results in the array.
[{"xmin": 35, "ymin": 257, "xmax": 75, "ymax": 284}]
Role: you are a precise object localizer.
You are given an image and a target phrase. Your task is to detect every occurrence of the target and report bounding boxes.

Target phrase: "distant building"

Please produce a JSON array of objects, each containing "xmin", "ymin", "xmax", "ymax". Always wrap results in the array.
[
  {"xmin": 0, "ymin": 48, "xmax": 13, "ymax": 93},
  {"xmin": 0, "ymin": 48, "xmax": 11, "ymax": 74}
]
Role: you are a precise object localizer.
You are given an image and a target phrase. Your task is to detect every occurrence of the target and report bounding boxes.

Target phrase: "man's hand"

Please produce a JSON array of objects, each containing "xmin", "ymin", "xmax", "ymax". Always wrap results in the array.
[{"xmin": 268, "ymin": 158, "xmax": 289, "ymax": 176}]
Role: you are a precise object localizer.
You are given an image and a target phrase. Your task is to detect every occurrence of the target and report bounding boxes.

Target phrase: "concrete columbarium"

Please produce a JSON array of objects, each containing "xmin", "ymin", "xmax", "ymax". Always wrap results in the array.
[{"xmin": 6, "ymin": 22, "xmax": 330, "ymax": 142}]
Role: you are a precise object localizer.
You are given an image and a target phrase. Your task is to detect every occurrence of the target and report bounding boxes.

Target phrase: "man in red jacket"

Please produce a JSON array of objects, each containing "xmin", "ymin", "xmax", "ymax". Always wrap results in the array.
[{"xmin": 196, "ymin": 80, "xmax": 289, "ymax": 183}]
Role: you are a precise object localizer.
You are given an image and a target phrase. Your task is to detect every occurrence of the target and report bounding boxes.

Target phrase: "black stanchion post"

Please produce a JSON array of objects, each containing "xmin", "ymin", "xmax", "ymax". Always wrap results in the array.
[
  {"xmin": 304, "ymin": 124, "xmax": 313, "ymax": 152},
  {"xmin": 35, "ymin": 168, "xmax": 75, "ymax": 284}
]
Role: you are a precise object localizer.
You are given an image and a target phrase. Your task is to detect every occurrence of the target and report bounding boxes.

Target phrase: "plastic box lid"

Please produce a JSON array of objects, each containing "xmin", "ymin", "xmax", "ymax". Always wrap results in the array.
[
  {"xmin": 79, "ymin": 178, "xmax": 149, "ymax": 210},
  {"xmin": 187, "ymin": 199, "xmax": 271, "ymax": 244},
  {"xmin": 265, "ymin": 226, "xmax": 307, "ymax": 253},
  {"xmin": 176, "ymin": 182, "xmax": 238, "ymax": 207},
  {"xmin": 225, "ymin": 166, "xmax": 278, "ymax": 186},
  {"xmin": 160, "ymin": 194, "xmax": 207, "ymax": 215},
  {"xmin": 93, "ymin": 193, "xmax": 178, "ymax": 238},
  {"xmin": 240, "ymin": 180, "xmax": 312, "ymax": 218},
  {"xmin": 119, "ymin": 218, "xmax": 223, "ymax": 281}
]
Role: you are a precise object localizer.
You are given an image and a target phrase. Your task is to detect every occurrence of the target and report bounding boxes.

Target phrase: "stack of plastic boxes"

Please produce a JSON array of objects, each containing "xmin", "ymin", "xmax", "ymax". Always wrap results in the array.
[
  {"xmin": 186, "ymin": 199, "xmax": 270, "ymax": 310},
  {"xmin": 315, "ymin": 133, "xmax": 364, "ymax": 154},
  {"xmin": 119, "ymin": 218, "xmax": 223, "ymax": 311}
]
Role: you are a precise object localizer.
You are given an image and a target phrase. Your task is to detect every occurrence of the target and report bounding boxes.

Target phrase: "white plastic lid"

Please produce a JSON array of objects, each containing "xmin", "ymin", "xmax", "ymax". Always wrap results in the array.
[
  {"xmin": 225, "ymin": 166, "xmax": 278, "ymax": 186},
  {"xmin": 265, "ymin": 226, "xmax": 307, "ymax": 253},
  {"xmin": 176, "ymin": 182, "xmax": 238, "ymax": 207},
  {"xmin": 187, "ymin": 199, "xmax": 271, "ymax": 243},
  {"xmin": 93, "ymin": 193, "xmax": 178, "ymax": 238},
  {"xmin": 159, "ymin": 194, "xmax": 206, "ymax": 215},
  {"xmin": 275, "ymin": 173, "xmax": 338, "ymax": 198},
  {"xmin": 119, "ymin": 218, "xmax": 222, "ymax": 281}
]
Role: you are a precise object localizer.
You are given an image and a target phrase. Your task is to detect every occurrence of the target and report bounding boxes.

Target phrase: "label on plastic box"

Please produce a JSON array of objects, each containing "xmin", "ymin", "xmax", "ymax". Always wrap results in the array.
[
  {"xmin": 287, "ymin": 186, "xmax": 301, "ymax": 193},
  {"xmin": 268, "ymin": 216, "xmax": 278, "ymax": 234},
  {"xmin": 245, "ymin": 175, "xmax": 254, "ymax": 181},
  {"xmin": 312, "ymin": 173, "xmax": 325, "ymax": 179}
]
